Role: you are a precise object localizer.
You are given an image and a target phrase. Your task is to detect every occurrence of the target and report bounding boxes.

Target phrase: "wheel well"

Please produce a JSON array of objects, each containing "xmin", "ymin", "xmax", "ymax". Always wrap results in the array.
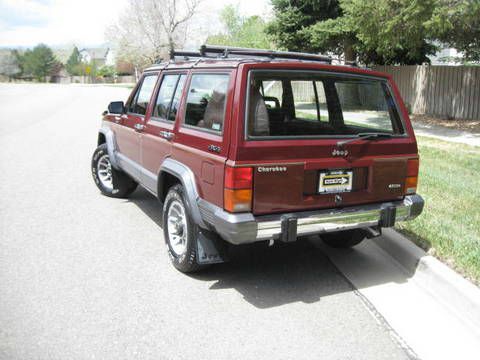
[
  {"xmin": 158, "ymin": 171, "xmax": 181, "ymax": 203},
  {"xmin": 97, "ymin": 133, "xmax": 106, "ymax": 146}
]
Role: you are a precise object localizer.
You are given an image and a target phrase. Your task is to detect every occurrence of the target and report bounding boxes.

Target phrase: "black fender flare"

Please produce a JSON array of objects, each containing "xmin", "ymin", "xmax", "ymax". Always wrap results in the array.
[
  {"xmin": 98, "ymin": 127, "xmax": 120, "ymax": 170},
  {"xmin": 158, "ymin": 158, "xmax": 207, "ymax": 229}
]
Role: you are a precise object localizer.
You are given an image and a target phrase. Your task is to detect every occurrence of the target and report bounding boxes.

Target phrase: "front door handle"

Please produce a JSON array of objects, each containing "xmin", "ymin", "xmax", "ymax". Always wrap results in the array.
[
  {"xmin": 134, "ymin": 123, "xmax": 145, "ymax": 132},
  {"xmin": 160, "ymin": 131, "xmax": 174, "ymax": 140}
]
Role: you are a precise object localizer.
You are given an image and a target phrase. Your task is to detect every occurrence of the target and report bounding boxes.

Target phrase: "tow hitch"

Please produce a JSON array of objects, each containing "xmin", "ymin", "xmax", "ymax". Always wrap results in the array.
[
  {"xmin": 280, "ymin": 214, "xmax": 298, "ymax": 242},
  {"xmin": 380, "ymin": 205, "xmax": 397, "ymax": 228}
]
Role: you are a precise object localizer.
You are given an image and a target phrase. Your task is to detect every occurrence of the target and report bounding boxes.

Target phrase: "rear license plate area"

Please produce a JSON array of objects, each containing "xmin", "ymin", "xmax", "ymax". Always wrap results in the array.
[{"xmin": 319, "ymin": 170, "xmax": 353, "ymax": 193}]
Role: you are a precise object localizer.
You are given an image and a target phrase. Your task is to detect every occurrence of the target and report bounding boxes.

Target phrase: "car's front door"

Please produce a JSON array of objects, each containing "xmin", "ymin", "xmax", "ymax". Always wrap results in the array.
[
  {"xmin": 114, "ymin": 73, "xmax": 158, "ymax": 180},
  {"xmin": 141, "ymin": 72, "xmax": 188, "ymax": 193}
]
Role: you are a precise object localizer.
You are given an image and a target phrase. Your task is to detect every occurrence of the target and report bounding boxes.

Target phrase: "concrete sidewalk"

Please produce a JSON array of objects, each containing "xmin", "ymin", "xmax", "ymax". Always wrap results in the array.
[
  {"xmin": 412, "ymin": 121, "xmax": 480, "ymax": 146},
  {"xmin": 313, "ymin": 229, "xmax": 480, "ymax": 360}
]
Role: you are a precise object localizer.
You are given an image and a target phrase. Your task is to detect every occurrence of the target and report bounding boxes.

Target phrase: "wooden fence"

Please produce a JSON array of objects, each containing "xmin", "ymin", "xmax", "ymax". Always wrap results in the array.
[
  {"xmin": 373, "ymin": 65, "xmax": 480, "ymax": 120},
  {"xmin": 52, "ymin": 75, "xmax": 136, "ymax": 84}
]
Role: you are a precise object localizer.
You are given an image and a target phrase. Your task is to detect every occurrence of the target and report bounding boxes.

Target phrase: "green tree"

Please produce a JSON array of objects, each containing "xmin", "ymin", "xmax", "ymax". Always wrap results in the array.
[
  {"xmin": 97, "ymin": 65, "xmax": 115, "ymax": 78},
  {"xmin": 207, "ymin": 5, "xmax": 272, "ymax": 49},
  {"xmin": 267, "ymin": 1, "xmax": 349, "ymax": 56},
  {"xmin": 267, "ymin": 0, "xmax": 445, "ymax": 65},
  {"xmin": 338, "ymin": 0, "xmax": 437, "ymax": 64},
  {"xmin": 427, "ymin": 0, "xmax": 480, "ymax": 62},
  {"xmin": 65, "ymin": 46, "xmax": 82, "ymax": 75},
  {"xmin": 22, "ymin": 44, "xmax": 58, "ymax": 81}
]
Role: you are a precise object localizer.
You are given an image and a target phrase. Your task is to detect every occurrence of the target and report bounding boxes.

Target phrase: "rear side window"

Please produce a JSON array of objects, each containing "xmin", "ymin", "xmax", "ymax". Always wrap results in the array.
[
  {"xmin": 128, "ymin": 74, "xmax": 157, "ymax": 115},
  {"xmin": 247, "ymin": 70, "xmax": 403, "ymax": 138},
  {"xmin": 291, "ymin": 80, "xmax": 328, "ymax": 123},
  {"xmin": 335, "ymin": 81, "xmax": 392, "ymax": 131},
  {"xmin": 153, "ymin": 74, "xmax": 186, "ymax": 121},
  {"xmin": 184, "ymin": 74, "xmax": 230, "ymax": 133}
]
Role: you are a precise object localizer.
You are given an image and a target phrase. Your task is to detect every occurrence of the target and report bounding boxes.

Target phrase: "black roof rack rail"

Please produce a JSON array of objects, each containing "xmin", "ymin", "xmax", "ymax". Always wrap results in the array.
[
  {"xmin": 199, "ymin": 44, "xmax": 332, "ymax": 64},
  {"xmin": 169, "ymin": 50, "xmax": 213, "ymax": 60}
]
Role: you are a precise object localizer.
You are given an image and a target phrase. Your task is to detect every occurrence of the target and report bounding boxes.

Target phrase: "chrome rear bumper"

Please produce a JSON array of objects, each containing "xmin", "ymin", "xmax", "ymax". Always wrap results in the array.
[{"xmin": 198, "ymin": 195, "xmax": 424, "ymax": 245}]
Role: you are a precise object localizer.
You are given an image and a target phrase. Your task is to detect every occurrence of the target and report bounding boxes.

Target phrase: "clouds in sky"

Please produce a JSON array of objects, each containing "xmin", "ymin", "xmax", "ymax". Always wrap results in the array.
[
  {"xmin": 0, "ymin": 0, "xmax": 271, "ymax": 48},
  {"xmin": 0, "ymin": 0, "xmax": 128, "ymax": 47}
]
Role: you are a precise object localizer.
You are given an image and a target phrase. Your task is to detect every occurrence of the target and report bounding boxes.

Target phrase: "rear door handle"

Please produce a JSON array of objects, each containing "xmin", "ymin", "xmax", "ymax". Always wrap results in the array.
[
  {"xmin": 134, "ymin": 123, "xmax": 145, "ymax": 132},
  {"xmin": 208, "ymin": 144, "xmax": 221, "ymax": 153},
  {"xmin": 160, "ymin": 131, "xmax": 174, "ymax": 140}
]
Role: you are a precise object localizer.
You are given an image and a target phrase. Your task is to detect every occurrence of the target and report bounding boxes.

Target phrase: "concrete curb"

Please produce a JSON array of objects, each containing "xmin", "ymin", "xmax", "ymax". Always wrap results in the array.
[{"xmin": 374, "ymin": 228, "xmax": 480, "ymax": 337}]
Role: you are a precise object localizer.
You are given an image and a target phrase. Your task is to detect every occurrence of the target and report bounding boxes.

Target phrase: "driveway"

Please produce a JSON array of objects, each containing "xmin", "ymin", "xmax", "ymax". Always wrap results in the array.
[{"xmin": 0, "ymin": 84, "xmax": 413, "ymax": 360}]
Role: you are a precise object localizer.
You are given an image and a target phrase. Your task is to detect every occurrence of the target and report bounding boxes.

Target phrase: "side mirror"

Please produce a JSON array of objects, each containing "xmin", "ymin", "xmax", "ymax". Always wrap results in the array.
[{"xmin": 108, "ymin": 101, "xmax": 125, "ymax": 114}]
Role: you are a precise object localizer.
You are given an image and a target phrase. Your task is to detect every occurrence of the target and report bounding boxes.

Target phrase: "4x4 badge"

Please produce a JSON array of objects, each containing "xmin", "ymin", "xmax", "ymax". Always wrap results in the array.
[{"xmin": 332, "ymin": 149, "xmax": 349, "ymax": 157}]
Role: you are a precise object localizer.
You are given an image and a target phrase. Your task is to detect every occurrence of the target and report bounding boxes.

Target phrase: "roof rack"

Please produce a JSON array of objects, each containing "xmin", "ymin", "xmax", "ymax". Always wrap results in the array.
[
  {"xmin": 169, "ymin": 45, "xmax": 332, "ymax": 64},
  {"xmin": 201, "ymin": 45, "xmax": 332, "ymax": 64}
]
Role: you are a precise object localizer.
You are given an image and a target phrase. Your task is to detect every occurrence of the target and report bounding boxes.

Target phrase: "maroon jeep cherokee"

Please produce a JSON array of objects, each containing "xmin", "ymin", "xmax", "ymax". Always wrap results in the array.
[{"xmin": 91, "ymin": 45, "xmax": 424, "ymax": 272}]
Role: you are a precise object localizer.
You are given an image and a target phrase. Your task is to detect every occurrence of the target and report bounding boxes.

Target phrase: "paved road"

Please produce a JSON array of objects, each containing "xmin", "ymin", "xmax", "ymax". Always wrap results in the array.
[{"xmin": 0, "ymin": 84, "xmax": 413, "ymax": 360}]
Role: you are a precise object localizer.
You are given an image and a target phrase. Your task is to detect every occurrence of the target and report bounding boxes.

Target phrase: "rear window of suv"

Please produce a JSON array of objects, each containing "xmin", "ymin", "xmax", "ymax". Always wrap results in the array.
[{"xmin": 246, "ymin": 70, "xmax": 404, "ymax": 139}]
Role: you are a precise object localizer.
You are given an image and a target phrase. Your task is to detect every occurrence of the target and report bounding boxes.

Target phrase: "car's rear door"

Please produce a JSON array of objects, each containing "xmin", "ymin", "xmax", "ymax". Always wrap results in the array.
[
  {"xmin": 141, "ymin": 71, "xmax": 188, "ymax": 193},
  {"xmin": 171, "ymin": 70, "xmax": 235, "ymax": 208},
  {"xmin": 114, "ymin": 73, "xmax": 158, "ymax": 180},
  {"xmin": 233, "ymin": 65, "xmax": 418, "ymax": 215}
]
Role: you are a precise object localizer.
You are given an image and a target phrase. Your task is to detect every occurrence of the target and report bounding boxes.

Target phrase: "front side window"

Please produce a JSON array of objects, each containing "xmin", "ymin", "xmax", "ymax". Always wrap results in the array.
[
  {"xmin": 184, "ymin": 73, "xmax": 230, "ymax": 133},
  {"xmin": 247, "ymin": 71, "xmax": 403, "ymax": 138},
  {"xmin": 168, "ymin": 75, "xmax": 186, "ymax": 121},
  {"xmin": 153, "ymin": 75, "xmax": 178, "ymax": 119},
  {"xmin": 152, "ymin": 74, "xmax": 186, "ymax": 121},
  {"xmin": 128, "ymin": 74, "xmax": 157, "ymax": 115}
]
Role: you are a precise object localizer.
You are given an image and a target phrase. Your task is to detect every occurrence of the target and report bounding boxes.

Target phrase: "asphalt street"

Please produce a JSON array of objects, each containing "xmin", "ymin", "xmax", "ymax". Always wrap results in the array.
[{"xmin": 0, "ymin": 84, "xmax": 414, "ymax": 360}]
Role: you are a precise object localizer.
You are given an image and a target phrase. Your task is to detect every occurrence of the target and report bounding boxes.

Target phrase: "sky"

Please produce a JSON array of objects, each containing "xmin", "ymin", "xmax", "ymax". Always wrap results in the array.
[{"xmin": 0, "ymin": 0, "xmax": 271, "ymax": 48}]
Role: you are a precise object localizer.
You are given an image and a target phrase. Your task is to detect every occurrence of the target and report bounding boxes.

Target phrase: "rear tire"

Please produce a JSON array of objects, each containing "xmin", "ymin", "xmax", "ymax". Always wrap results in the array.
[
  {"xmin": 163, "ymin": 184, "xmax": 205, "ymax": 273},
  {"xmin": 91, "ymin": 144, "xmax": 137, "ymax": 198},
  {"xmin": 321, "ymin": 229, "xmax": 367, "ymax": 249}
]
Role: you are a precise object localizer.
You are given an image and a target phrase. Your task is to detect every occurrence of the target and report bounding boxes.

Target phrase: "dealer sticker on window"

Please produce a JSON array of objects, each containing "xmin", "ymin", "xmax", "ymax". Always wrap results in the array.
[{"xmin": 318, "ymin": 170, "xmax": 353, "ymax": 193}]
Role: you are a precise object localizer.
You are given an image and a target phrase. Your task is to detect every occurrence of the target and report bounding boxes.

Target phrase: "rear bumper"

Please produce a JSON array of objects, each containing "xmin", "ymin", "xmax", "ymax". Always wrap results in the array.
[{"xmin": 198, "ymin": 195, "xmax": 424, "ymax": 245}]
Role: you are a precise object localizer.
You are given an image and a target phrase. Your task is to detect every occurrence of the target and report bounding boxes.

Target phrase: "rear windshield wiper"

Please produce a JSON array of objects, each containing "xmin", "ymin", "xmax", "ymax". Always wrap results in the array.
[{"xmin": 336, "ymin": 132, "xmax": 395, "ymax": 148}]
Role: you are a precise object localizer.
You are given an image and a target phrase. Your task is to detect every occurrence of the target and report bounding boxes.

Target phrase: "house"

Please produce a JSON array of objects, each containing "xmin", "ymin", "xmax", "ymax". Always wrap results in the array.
[
  {"xmin": 428, "ymin": 43, "xmax": 464, "ymax": 65},
  {"xmin": 79, "ymin": 47, "xmax": 115, "ymax": 67}
]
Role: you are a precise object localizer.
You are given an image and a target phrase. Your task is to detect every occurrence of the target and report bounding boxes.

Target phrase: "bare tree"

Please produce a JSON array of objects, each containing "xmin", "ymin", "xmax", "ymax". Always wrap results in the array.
[{"xmin": 107, "ymin": 0, "xmax": 201, "ymax": 77}]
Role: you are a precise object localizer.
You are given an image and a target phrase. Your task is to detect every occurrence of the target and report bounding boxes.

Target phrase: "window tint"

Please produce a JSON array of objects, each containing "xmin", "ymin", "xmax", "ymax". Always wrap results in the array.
[
  {"xmin": 184, "ymin": 74, "xmax": 229, "ymax": 132},
  {"xmin": 153, "ymin": 75, "xmax": 178, "ymax": 119},
  {"xmin": 128, "ymin": 75, "xmax": 157, "ymax": 115},
  {"xmin": 168, "ymin": 75, "xmax": 186, "ymax": 121}
]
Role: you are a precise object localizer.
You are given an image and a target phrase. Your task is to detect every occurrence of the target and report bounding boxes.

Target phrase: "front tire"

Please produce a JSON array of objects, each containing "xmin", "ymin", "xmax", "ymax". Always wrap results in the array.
[
  {"xmin": 91, "ymin": 144, "xmax": 137, "ymax": 198},
  {"xmin": 321, "ymin": 229, "xmax": 367, "ymax": 248},
  {"xmin": 163, "ymin": 184, "xmax": 204, "ymax": 273}
]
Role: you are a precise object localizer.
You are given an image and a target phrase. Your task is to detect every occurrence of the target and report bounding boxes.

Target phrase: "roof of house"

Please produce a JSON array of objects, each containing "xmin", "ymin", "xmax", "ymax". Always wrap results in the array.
[{"xmin": 80, "ymin": 47, "xmax": 109, "ymax": 60}]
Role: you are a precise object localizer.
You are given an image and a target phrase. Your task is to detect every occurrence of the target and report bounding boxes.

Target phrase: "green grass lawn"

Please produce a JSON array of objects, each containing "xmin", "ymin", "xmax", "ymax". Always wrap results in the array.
[{"xmin": 396, "ymin": 136, "xmax": 480, "ymax": 283}]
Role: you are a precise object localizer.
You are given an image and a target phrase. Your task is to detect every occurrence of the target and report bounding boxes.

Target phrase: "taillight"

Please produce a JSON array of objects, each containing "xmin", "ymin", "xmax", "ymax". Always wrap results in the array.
[
  {"xmin": 405, "ymin": 158, "xmax": 419, "ymax": 194},
  {"xmin": 224, "ymin": 166, "xmax": 253, "ymax": 212}
]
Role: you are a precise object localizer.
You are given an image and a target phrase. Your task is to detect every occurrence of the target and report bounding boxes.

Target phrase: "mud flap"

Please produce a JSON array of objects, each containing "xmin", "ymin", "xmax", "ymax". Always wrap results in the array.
[
  {"xmin": 110, "ymin": 168, "xmax": 122, "ymax": 195},
  {"xmin": 196, "ymin": 230, "xmax": 229, "ymax": 265}
]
